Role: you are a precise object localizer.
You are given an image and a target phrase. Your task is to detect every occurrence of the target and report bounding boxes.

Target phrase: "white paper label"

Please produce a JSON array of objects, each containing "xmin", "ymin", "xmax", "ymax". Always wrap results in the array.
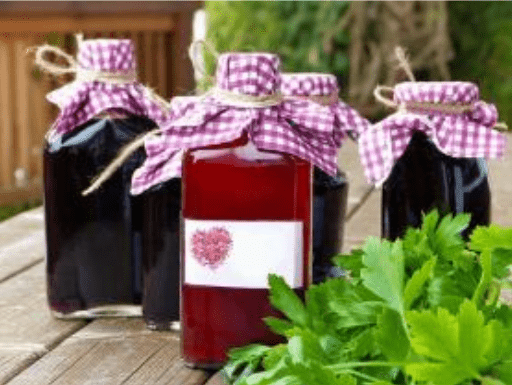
[{"xmin": 184, "ymin": 219, "xmax": 303, "ymax": 288}]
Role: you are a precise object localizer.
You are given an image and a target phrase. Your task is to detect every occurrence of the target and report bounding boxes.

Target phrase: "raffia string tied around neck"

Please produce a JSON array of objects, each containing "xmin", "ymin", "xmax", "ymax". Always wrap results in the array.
[
  {"xmin": 127, "ymin": 48, "xmax": 344, "ymax": 195},
  {"xmin": 280, "ymin": 72, "xmax": 369, "ymax": 142},
  {"xmin": 32, "ymin": 33, "xmax": 171, "ymax": 142},
  {"xmin": 84, "ymin": 42, "xmax": 367, "ymax": 196},
  {"xmin": 358, "ymin": 47, "xmax": 507, "ymax": 186}
]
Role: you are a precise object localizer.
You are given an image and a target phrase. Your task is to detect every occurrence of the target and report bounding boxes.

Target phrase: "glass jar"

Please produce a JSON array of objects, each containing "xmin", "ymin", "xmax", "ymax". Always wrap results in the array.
[
  {"xmin": 138, "ymin": 178, "xmax": 181, "ymax": 330},
  {"xmin": 280, "ymin": 73, "xmax": 361, "ymax": 283},
  {"xmin": 131, "ymin": 96, "xmax": 198, "ymax": 330},
  {"xmin": 359, "ymin": 82, "xmax": 504, "ymax": 240},
  {"xmin": 382, "ymin": 131, "xmax": 490, "ymax": 240},
  {"xmin": 41, "ymin": 38, "xmax": 167, "ymax": 318},
  {"xmin": 181, "ymin": 132, "xmax": 312, "ymax": 368},
  {"xmin": 44, "ymin": 115, "xmax": 153, "ymax": 317}
]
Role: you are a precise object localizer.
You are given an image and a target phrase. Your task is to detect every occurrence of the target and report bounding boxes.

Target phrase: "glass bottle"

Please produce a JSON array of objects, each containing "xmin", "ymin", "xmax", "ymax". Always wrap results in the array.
[
  {"xmin": 44, "ymin": 114, "xmax": 153, "ymax": 317},
  {"xmin": 42, "ymin": 38, "xmax": 164, "ymax": 318},
  {"xmin": 180, "ymin": 53, "xmax": 313, "ymax": 369},
  {"xmin": 376, "ymin": 82, "xmax": 498, "ymax": 240},
  {"xmin": 139, "ymin": 178, "xmax": 181, "ymax": 330},
  {"xmin": 382, "ymin": 131, "xmax": 490, "ymax": 240},
  {"xmin": 181, "ymin": 133, "xmax": 312, "ymax": 368},
  {"xmin": 281, "ymin": 73, "xmax": 351, "ymax": 283},
  {"xmin": 135, "ymin": 96, "xmax": 199, "ymax": 330}
]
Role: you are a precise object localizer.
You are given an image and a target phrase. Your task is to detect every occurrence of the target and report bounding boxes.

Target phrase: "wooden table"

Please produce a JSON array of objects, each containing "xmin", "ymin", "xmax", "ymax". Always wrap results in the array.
[{"xmin": 0, "ymin": 139, "xmax": 510, "ymax": 385}]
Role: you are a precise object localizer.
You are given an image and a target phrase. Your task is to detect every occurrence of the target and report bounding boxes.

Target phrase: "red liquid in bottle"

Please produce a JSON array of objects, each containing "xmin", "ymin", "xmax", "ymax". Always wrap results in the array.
[{"xmin": 181, "ymin": 134, "xmax": 312, "ymax": 368}]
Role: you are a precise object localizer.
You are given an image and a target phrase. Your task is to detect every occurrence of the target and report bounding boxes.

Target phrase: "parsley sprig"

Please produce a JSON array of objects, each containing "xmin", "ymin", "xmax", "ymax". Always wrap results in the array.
[{"xmin": 223, "ymin": 210, "xmax": 512, "ymax": 385}]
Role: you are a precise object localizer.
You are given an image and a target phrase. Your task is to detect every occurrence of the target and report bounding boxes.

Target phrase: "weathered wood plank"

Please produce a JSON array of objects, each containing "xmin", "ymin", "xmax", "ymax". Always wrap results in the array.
[
  {"xmin": 487, "ymin": 135, "xmax": 512, "ymax": 227},
  {"xmin": 338, "ymin": 139, "xmax": 373, "ymax": 215},
  {"xmin": 66, "ymin": 318, "xmax": 173, "ymax": 341},
  {"xmin": 0, "ymin": 262, "xmax": 86, "ymax": 349},
  {"xmin": 0, "ymin": 350, "xmax": 40, "ymax": 385},
  {"xmin": 7, "ymin": 330, "xmax": 206, "ymax": 385},
  {"xmin": 0, "ymin": 16, "xmax": 175, "ymax": 34},
  {"xmin": 204, "ymin": 372, "xmax": 228, "ymax": 385},
  {"xmin": 4, "ymin": 340, "xmax": 94, "ymax": 385},
  {"xmin": 145, "ymin": 356, "xmax": 208, "ymax": 385},
  {"xmin": 0, "ymin": 207, "xmax": 45, "ymax": 283},
  {"xmin": 14, "ymin": 40, "xmax": 31, "ymax": 182},
  {"xmin": 0, "ymin": 41, "xmax": 13, "ymax": 188},
  {"xmin": 343, "ymin": 189, "xmax": 381, "ymax": 253}
]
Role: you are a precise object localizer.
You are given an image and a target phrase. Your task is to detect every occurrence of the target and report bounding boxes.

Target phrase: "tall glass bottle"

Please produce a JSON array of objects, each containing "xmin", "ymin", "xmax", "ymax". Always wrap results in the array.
[
  {"xmin": 180, "ymin": 53, "xmax": 315, "ymax": 369},
  {"xmin": 280, "ymin": 73, "xmax": 368, "ymax": 283},
  {"xmin": 42, "ymin": 38, "xmax": 166, "ymax": 318},
  {"xmin": 127, "ymin": 96, "xmax": 199, "ymax": 330},
  {"xmin": 358, "ymin": 82, "xmax": 505, "ymax": 240}
]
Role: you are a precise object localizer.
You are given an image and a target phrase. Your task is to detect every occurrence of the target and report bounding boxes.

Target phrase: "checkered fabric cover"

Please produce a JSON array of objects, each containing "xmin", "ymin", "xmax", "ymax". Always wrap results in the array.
[
  {"xmin": 281, "ymin": 73, "xmax": 369, "ymax": 142},
  {"xmin": 130, "ymin": 53, "xmax": 342, "ymax": 195},
  {"xmin": 359, "ymin": 81, "xmax": 506, "ymax": 185},
  {"xmin": 46, "ymin": 39, "xmax": 169, "ymax": 139}
]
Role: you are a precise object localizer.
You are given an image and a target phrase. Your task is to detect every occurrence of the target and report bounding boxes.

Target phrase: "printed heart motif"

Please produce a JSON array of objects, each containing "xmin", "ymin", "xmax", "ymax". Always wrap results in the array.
[{"xmin": 191, "ymin": 227, "xmax": 233, "ymax": 270}]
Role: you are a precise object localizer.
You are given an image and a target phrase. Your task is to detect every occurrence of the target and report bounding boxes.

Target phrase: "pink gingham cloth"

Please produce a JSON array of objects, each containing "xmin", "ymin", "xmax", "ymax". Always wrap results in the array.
[
  {"xmin": 359, "ymin": 82, "xmax": 507, "ymax": 185},
  {"xmin": 46, "ymin": 39, "xmax": 169, "ymax": 138},
  {"xmin": 281, "ymin": 73, "xmax": 369, "ymax": 141},
  {"xmin": 130, "ymin": 53, "xmax": 342, "ymax": 195}
]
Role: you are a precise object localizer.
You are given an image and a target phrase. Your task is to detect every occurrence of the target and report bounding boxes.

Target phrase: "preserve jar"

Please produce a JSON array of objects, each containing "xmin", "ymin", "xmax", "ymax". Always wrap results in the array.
[
  {"xmin": 359, "ymin": 82, "xmax": 506, "ymax": 240},
  {"xmin": 38, "ymin": 36, "xmax": 169, "ymax": 318},
  {"xmin": 281, "ymin": 73, "xmax": 369, "ymax": 282},
  {"xmin": 129, "ymin": 96, "xmax": 199, "ymax": 330},
  {"xmin": 137, "ymin": 52, "xmax": 342, "ymax": 368}
]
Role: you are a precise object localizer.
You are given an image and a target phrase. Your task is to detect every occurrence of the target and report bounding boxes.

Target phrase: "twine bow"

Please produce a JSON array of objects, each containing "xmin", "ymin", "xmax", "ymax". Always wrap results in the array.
[
  {"xmin": 32, "ymin": 33, "xmax": 138, "ymax": 84},
  {"xmin": 31, "ymin": 33, "xmax": 171, "ymax": 123},
  {"xmin": 359, "ymin": 47, "xmax": 507, "ymax": 186},
  {"xmin": 373, "ymin": 47, "xmax": 507, "ymax": 131}
]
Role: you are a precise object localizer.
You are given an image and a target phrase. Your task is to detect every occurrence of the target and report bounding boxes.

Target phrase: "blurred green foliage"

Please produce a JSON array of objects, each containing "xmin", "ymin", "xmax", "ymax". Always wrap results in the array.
[
  {"xmin": 206, "ymin": 1, "xmax": 512, "ymax": 126},
  {"xmin": 0, "ymin": 199, "xmax": 41, "ymax": 223},
  {"xmin": 448, "ymin": 2, "xmax": 512, "ymax": 126},
  {"xmin": 205, "ymin": 1, "xmax": 349, "ymax": 86}
]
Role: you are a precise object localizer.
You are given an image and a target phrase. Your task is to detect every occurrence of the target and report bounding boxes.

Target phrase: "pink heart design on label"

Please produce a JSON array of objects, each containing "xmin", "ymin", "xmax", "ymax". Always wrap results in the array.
[{"xmin": 191, "ymin": 227, "xmax": 233, "ymax": 270}]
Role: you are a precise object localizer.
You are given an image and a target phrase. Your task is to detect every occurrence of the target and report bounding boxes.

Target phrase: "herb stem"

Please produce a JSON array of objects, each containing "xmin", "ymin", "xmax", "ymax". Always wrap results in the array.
[
  {"xmin": 329, "ymin": 361, "xmax": 405, "ymax": 373},
  {"xmin": 344, "ymin": 369, "xmax": 380, "ymax": 382}
]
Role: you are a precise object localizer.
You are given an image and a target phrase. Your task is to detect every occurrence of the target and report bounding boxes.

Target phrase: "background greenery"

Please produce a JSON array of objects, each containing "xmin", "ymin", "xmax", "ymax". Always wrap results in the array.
[
  {"xmin": 206, "ymin": 1, "xmax": 512, "ymax": 125},
  {"xmin": 204, "ymin": 1, "xmax": 350, "ymax": 89}
]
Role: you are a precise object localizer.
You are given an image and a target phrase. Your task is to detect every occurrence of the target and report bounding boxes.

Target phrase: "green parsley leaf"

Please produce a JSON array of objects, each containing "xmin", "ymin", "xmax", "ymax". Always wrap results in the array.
[
  {"xmin": 332, "ymin": 249, "xmax": 364, "ymax": 279},
  {"xmin": 224, "ymin": 344, "xmax": 271, "ymax": 381},
  {"xmin": 427, "ymin": 269, "xmax": 479, "ymax": 313},
  {"xmin": 268, "ymin": 274, "xmax": 307, "ymax": 326},
  {"xmin": 406, "ymin": 300, "xmax": 509, "ymax": 385},
  {"xmin": 374, "ymin": 308, "xmax": 410, "ymax": 361},
  {"xmin": 263, "ymin": 317, "xmax": 294, "ymax": 337},
  {"xmin": 262, "ymin": 344, "xmax": 288, "ymax": 371},
  {"xmin": 404, "ymin": 257, "xmax": 436, "ymax": 309},
  {"xmin": 360, "ymin": 237, "xmax": 405, "ymax": 317}
]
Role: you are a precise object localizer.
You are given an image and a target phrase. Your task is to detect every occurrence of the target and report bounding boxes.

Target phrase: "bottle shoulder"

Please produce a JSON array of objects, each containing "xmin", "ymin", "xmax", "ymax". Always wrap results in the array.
[{"xmin": 184, "ymin": 135, "xmax": 309, "ymax": 167}]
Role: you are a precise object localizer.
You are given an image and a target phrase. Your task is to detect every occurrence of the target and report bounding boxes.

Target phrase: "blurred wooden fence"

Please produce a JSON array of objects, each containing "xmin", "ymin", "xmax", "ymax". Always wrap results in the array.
[{"xmin": 0, "ymin": 1, "xmax": 201, "ymax": 206}]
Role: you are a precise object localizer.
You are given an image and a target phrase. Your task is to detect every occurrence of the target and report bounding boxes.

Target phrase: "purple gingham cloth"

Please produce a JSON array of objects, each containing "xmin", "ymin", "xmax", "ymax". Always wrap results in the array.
[
  {"xmin": 359, "ymin": 81, "xmax": 506, "ymax": 185},
  {"xmin": 281, "ymin": 73, "xmax": 369, "ymax": 143},
  {"xmin": 46, "ymin": 39, "xmax": 169, "ymax": 138},
  {"xmin": 130, "ymin": 53, "xmax": 342, "ymax": 195}
]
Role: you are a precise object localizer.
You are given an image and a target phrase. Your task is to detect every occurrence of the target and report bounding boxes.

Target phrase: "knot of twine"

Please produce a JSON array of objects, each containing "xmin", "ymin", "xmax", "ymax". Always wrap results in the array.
[
  {"xmin": 189, "ymin": 40, "xmax": 285, "ymax": 108},
  {"xmin": 83, "ymin": 41, "xmax": 339, "ymax": 196},
  {"xmin": 373, "ymin": 47, "xmax": 508, "ymax": 131},
  {"xmin": 31, "ymin": 33, "xmax": 138, "ymax": 84}
]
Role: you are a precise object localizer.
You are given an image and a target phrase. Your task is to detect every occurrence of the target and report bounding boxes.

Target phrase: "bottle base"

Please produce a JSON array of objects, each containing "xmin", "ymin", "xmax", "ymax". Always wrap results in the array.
[
  {"xmin": 182, "ymin": 359, "xmax": 224, "ymax": 371},
  {"xmin": 51, "ymin": 304, "xmax": 142, "ymax": 319},
  {"xmin": 145, "ymin": 320, "xmax": 181, "ymax": 332}
]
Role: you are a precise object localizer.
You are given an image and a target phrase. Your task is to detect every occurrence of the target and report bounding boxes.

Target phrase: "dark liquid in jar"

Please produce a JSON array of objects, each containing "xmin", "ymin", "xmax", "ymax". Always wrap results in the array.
[
  {"xmin": 382, "ymin": 131, "xmax": 490, "ymax": 240},
  {"xmin": 312, "ymin": 168, "xmax": 348, "ymax": 283},
  {"xmin": 181, "ymin": 134, "xmax": 311, "ymax": 368},
  {"xmin": 139, "ymin": 178, "xmax": 181, "ymax": 330},
  {"xmin": 44, "ymin": 116, "xmax": 153, "ymax": 316}
]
